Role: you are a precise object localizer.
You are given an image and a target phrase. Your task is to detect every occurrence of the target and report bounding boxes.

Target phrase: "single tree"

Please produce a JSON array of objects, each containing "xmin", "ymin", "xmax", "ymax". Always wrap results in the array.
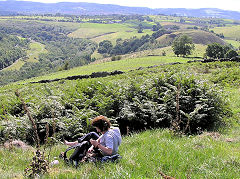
[
  {"xmin": 205, "ymin": 43, "xmax": 224, "ymax": 59},
  {"xmin": 172, "ymin": 35, "xmax": 195, "ymax": 57}
]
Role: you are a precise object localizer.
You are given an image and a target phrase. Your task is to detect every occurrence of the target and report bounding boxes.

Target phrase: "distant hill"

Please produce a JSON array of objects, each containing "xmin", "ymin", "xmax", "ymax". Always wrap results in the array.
[
  {"xmin": 0, "ymin": 1, "xmax": 240, "ymax": 20},
  {"xmin": 157, "ymin": 30, "xmax": 226, "ymax": 46}
]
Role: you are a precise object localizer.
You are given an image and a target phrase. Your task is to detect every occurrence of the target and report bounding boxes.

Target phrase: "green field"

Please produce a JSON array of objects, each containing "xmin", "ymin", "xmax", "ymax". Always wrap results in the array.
[
  {"xmin": 68, "ymin": 23, "xmax": 153, "ymax": 44},
  {"xmin": 118, "ymin": 44, "xmax": 206, "ymax": 60},
  {"xmin": 27, "ymin": 41, "xmax": 47, "ymax": 62}
]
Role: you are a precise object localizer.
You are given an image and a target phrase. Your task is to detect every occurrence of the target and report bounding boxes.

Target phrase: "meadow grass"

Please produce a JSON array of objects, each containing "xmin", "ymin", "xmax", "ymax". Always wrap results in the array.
[
  {"xmin": 2, "ymin": 60, "xmax": 25, "ymax": 71},
  {"xmin": 117, "ymin": 44, "xmax": 206, "ymax": 63},
  {"xmin": 26, "ymin": 42, "xmax": 47, "ymax": 63}
]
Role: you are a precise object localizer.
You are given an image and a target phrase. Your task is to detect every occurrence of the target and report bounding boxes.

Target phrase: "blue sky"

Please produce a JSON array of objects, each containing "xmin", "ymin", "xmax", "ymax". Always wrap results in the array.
[{"xmin": 3, "ymin": 0, "xmax": 240, "ymax": 12}]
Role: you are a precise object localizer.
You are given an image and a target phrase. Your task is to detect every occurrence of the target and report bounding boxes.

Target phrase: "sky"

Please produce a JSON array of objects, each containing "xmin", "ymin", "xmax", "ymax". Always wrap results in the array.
[{"xmin": 7, "ymin": 0, "xmax": 240, "ymax": 12}]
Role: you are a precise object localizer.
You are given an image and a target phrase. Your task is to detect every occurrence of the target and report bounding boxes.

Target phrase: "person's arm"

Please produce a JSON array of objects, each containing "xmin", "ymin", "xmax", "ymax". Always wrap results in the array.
[
  {"xmin": 90, "ymin": 139, "xmax": 113, "ymax": 155},
  {"xmin": 64, "ymin": 140, "xmax": 78, "ymax": 146},
  {"xmin": 97, "ymin": 143, "xmax": 113, "ymax": 155}
]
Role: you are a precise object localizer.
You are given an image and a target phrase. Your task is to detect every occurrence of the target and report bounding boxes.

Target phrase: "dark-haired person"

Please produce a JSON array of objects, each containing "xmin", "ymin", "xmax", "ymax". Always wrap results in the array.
[{"xmin": 64, "ymin": 115, "xmax": 122, "ymax": 161}]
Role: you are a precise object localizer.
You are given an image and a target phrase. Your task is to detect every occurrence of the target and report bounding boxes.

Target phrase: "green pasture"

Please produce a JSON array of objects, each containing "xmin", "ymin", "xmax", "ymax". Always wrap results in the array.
[
  {"xmin": 210, "ymin": 25, "xmax": 240, "ymax": 40},
  {"xmin": 68, "ymin": 23, "xmax": 153, "ymax": 44},
  {"xmin": 120, "ymin": 44, "xmax": 206, "ymax": 60},
  {"xmin": 19, "ymin": 56, "xmax": 190, "ymax": 83},
  {"xmin": 27, "ymin": 41, "xmax": 47, "ymax": 62},
  {"xmin": 2, "ymin": 60, "xmax": 25, "ymax": 71}
]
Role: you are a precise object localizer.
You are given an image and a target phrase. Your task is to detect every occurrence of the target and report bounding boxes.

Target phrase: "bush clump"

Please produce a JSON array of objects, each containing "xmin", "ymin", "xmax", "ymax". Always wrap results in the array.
[{"xmin": 0, "ymin": 72, "xmax": 231, "ymax": 144}]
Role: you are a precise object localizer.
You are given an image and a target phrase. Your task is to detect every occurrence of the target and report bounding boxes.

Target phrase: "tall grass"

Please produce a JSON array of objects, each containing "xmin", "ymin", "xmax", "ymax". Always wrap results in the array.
[{"xmin": 0, "ymin": 129, "xmax": 239, "ymax": 178}]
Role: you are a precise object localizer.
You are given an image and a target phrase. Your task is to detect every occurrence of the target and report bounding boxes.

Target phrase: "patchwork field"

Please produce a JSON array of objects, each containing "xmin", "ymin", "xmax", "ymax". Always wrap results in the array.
[{"xmin": 68, "ymin": 23, "xmax": 153, "ymax": 44}]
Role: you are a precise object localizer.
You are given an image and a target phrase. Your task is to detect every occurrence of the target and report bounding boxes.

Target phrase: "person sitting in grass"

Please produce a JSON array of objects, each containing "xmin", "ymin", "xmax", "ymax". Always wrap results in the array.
[{"xmin": 64, "ymin": 115, "xmax": 122, "ymax": 162}]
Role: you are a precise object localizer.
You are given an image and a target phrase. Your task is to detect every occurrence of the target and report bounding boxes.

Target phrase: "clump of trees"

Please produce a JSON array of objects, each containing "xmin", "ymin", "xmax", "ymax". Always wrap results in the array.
[
  {"xmin": 205, "ymin": 43, "xmax": 238, "ymax": 59},
  {"xmin": 97, "ymin": 40, "xmax": 113, "ymax": 54},
  {"xmin": 152, "ymin": 22, "xmax": 162, "ymax": 31},
  {"xmin": 172, "ymin": 35, "xmax": 195, "ymax": 57}
]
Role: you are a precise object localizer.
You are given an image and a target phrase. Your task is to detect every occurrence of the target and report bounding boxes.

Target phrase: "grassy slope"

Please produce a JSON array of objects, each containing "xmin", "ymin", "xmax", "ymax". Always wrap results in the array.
[
  {"xmin": 104, "ymin": 44, "xmax": 206, "ymax": 61},
  {"xmin": 19, "ymin": 56, "xmax": 190, "ymax": 84},
  {"xmin": 26, "ymin": 41, "xmax": 47, "ymax": 62},
  {"xmin": 225, "ymin": 40, "xmax": 240, "ymax": 49}
]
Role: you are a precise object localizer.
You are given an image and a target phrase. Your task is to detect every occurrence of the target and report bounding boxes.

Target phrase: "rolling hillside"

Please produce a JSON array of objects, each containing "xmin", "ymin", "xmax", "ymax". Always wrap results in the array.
[
  {"xmin": 0, "ymin": 13, "xmax": 239, "ymax": 179},
  {"xmin": 0, "ymin": 13, "xmax": 239, "ymax": 85}
]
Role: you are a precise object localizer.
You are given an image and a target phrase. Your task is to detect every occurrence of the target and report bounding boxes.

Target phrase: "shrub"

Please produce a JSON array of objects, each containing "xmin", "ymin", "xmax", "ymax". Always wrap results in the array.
[
  {"xmin": 117, "ymin": 73, "xmax": 231, "ymax": 134},
  {"xmin": 0, "ymin": 72, "xmax": 231, "ymax": 143}
]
